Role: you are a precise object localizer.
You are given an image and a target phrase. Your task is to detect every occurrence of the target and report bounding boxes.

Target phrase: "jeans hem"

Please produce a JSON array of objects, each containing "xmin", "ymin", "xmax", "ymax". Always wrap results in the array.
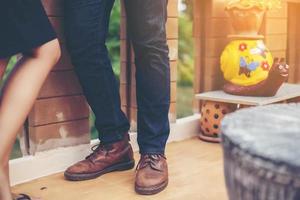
[
  {"xmin": 139, "ymin": 149, "xmax": 166, "ymax": 155},
  {"xmin": 99, "ymin": 128, "xmax": 130, "ymax": 144}
]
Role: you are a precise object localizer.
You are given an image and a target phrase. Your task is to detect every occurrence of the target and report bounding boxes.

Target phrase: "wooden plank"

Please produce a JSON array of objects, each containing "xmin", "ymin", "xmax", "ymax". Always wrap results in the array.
[
  {"xmin": 169, "ymin": 102, "xmax": 177, "ymax": 123},
  {"xmin": 265, "ymin": 34, "xmax": 287, "ymax": 51},
  {"xmin": 12, "ymin": 139, "xmax": 228, "ymax": 200},
  {"xmin": 195, "ymin": 83, "xmax": 300, "ymax": 106},
  {"xmin": 205, "ymin": 18, "xmax": 232, "ymax": 37},
  {"xmin": 29, "ymin": 95, "xmax": 89, "ymax": 126},
  {"xmin": 265, "ymin": 19, "xmax": 288, "ymax": 35},
  {"xmin": 29, "ymin": 118, "xmax": 90, "ymax": 154},
  {"xmin": 49, "ymin": 17, "xmax": 65, "ymax": 43},
  {"xmin": 42, "ymin": 0, "xmax": 64, "ymax": 17},
  {"xmin": 130, "ymin": 63, "xmax": 136, "ymax": 85},
  {"xmin": 167, "ymin": 0, "xmax": 178, "ymax": 17},
  {"xmin": 130, "ymin": 84, "xmax": 137, "ymax": 108},
  {"xmin": 120, "ymin": 83, "xmax": 128, "ymax": 106},
  {"xmin": 168, "ymin": 39, "xmax": 178, "ymax": 61},
  {"xmin": 171, "ymin": 81, "xmax": 177, "ymax": 103},
  {"xmin": 167, "ymin": 18, "xmax": 179, "ymax": 39},
  {"xmin": 266, "ymin": 1, "xmax": 287, "ymax": 18},
  {"xmin": 38, "ymin": 71, "xmax": 82, "ymax": 99},
  {"xmin": 53, "ymin": 44, "xmax": 73, "ymax": 71},
  {"xmin": 129, "ymin": 108, "xmax": 137, "ymax": 132},
  {"xmin": 205, "ymin": 37, "xmax": 230, "ymax": 58},
  {"xmin": 211, "ymin": 0, "xmax": 228, "ymax": 18},
  {"xmin": 170, "ymin": 60, "xmax": 177, "ymax": 82},
  {"xmin": 120, "ymin": 40, "xmax": 127, "ymax": 62},
  {"xmin": 120, "ymin": 17, "xmax": 127, "ymax": 40},
  {"xmin": 120, "ymin": 62, "xmax": 127, "ymax": 84},
  {"xmin": 203, "ymin": 73, "xmax": 224, "ymax": 92}
]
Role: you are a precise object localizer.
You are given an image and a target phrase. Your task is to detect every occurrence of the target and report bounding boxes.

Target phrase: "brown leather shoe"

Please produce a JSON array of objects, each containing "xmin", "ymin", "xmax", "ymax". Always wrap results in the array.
[
  {"xmin": 135, "ymin": 154, "xmax": 168, "ymax": 195},
  {"xmin": 64, "ymin": 135, "xmax": 135, "ymax": 181}
]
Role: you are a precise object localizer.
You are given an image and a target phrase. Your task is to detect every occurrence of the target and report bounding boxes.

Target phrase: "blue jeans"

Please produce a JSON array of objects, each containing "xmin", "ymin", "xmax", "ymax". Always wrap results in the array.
[{"xmin": 64, "ymin": 0, "xmax": 170, "ymax": 154}]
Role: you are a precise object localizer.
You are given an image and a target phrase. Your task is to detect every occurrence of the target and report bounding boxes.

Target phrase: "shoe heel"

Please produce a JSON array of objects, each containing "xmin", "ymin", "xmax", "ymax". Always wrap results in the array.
[{"xmin": 117, "ymin": 160, "xmax": 135, "ymax": 171}]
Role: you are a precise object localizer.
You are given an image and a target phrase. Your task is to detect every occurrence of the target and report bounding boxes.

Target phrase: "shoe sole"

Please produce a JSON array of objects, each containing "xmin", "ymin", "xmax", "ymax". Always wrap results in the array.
[
  {"xmin": 135, "ymin": 179, "xmax": 168, "ymax": 195},
  {"xmin": 64, "ymin": 160, "xmax": 135, "ymax": 181}
]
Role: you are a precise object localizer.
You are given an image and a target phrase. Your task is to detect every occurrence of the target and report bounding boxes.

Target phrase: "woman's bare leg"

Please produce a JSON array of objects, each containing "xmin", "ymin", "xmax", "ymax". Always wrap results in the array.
[
  {"xmin": 0, "ymin": 58, "xmax": 11, "ymax": 200},
  {"xmin": 0, "ymin": 39, "xmax": 61, "ymax": 200}
]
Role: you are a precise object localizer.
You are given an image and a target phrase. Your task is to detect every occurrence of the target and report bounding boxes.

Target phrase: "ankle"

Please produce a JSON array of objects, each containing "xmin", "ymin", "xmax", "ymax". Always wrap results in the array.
[
  {"xmin": 0, "ymin": 169, "xmax": 12, "ymax": 200},
  {"xmin": 101, "ymin": 132, "xmax": 130, "ymax": 146}
]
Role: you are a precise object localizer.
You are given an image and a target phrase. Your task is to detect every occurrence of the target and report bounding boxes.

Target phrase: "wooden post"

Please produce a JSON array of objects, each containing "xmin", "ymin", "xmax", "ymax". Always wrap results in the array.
[
  {"xmin": 120, "ymin": 0, "xmax": 179, "ymax": 131},
  {"xmin": 193, "ymin": 0, "xmax": 232, "ymax": 114},
  {"xmin": 287, "ymin": 2, "xmax": 300, "ymax": 83},
  {"xmin": 193, "ymin": 0, "xmax": 232, "ymax": 93},
  {"xmin": 27, "ymin": 0, "xmax": 90, "ymax": 154},
  {"xmin": 263, "ymin": 0, "xmax": 288, "ymax": 76}
]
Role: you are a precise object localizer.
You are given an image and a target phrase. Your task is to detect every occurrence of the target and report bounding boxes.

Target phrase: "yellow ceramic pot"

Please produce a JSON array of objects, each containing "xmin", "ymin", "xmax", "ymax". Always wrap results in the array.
[{"xmin": 221, "ymin": 40, "xmax": 273, "ymax": 86}]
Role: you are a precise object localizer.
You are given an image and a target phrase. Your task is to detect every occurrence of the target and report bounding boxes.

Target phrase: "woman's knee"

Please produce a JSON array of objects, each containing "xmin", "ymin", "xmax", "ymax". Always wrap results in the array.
[{"xmin": 30, "ymin": 39, "xmax": 61, "ymax": 65}]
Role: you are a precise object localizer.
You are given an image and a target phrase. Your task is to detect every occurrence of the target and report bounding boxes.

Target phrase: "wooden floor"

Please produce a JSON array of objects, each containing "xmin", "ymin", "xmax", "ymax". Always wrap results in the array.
[{"xmin": 12, "ymin": 138, "xmax": 228, "ymax": 200}]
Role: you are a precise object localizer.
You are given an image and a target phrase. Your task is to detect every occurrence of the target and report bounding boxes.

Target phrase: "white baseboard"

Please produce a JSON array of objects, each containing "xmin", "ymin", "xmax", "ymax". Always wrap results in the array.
[{"xmin": 9, "ymin": 114, "xmax": 200, "ymax": 186}]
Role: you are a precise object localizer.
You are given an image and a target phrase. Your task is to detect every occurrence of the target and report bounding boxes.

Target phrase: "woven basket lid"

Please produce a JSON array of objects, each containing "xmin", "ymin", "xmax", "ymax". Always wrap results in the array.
[{"xmin": 221, "ymin": 104, "xmax": 300, "ymax": 169}]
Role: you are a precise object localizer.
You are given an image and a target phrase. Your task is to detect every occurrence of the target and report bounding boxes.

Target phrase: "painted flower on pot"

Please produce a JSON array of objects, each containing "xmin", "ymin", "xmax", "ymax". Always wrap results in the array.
[
  {"xmin": 250, "ymin": 41, "xmax": 268, "ymax": 58},
  {"xmin": 227, "ymin": 0, "xmax": 282, "ymax": 10},
  {"xmin": 239, "ymin": 43, "xmax": 247, "ymax": 51},
  {"xmin": 261, "ymin": 61, "xmax": 270, "ymax": 71}
]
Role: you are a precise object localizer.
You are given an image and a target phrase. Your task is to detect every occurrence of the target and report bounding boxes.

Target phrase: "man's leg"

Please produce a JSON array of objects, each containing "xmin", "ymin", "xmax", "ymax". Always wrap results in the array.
[
  {"xmin": 64, "ymin": 0, "xmax": 130, "ymax": 143},
  {"xmin": 63, "ymin": 0, "xmax": 134, "ymax": 181},
  {"xmin": 124, "ymin": 0, "xmax": 170, "ymax": 195}
]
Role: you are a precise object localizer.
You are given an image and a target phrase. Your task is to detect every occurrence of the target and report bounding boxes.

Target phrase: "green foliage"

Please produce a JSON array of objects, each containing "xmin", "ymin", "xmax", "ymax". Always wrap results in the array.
[
  {"xmin": 176, "ymin": 86, "xmax": 194, "ymax": 118},
  {"xmin": 178, "ymin": 11, "xmax": 194, "ymax": 87},
  {"xmin": 182, "ymin": 0, "xmax": 194, "ymax": 19},
  {"xmin": 107, "ymin": 1, "xmax": 121, "ymax": 79}
]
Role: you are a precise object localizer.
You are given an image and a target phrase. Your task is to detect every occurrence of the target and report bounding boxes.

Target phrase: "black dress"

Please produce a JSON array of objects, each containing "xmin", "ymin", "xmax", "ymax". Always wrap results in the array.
[{"xmin": 0, "ymin": 0, "xmax": 57, "ymax": 59}]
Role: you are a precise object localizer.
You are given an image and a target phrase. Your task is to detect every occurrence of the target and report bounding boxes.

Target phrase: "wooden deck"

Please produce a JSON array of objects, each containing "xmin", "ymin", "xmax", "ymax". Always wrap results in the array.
[{"xmin": 12, "ymin": 138, "xmax": 228, "ymax": 200}]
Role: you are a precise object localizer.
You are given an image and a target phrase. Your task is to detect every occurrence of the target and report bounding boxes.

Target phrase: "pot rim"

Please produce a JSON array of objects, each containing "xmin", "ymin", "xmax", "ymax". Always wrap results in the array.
[{"xmin": 225, "ymin": 3, "xmax": 267, "ymax": 11}]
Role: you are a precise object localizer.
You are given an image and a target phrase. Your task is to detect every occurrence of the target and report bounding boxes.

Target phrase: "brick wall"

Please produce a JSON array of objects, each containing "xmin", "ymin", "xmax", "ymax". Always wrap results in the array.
[
  {"xmin": 120, "ymin": 0, "xmax": 178, "ymax": 130},
  {"xmin": 27, "ymin": 0, "xmax": 90, "ymax": 154}
]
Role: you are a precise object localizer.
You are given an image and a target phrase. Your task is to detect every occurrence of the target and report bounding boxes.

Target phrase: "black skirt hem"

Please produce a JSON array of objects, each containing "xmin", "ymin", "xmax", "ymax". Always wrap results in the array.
[
  {"xmin": 0, "ymin": 35, "xmax": 57, "ymax": 59},
  {"xmin": 0, "ymin": 0, "xmax": 57, "ymax": 59}
]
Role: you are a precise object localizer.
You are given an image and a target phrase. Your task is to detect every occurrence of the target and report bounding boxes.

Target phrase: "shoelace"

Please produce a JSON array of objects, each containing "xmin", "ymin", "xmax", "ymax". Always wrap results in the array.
[
  {"xmin": 85, "ymin": 143, "xmax": 111, "ymax": 161},
  {"xmin": 137, "ymin": 154, "xmax": 166, "ymax": 171}
]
